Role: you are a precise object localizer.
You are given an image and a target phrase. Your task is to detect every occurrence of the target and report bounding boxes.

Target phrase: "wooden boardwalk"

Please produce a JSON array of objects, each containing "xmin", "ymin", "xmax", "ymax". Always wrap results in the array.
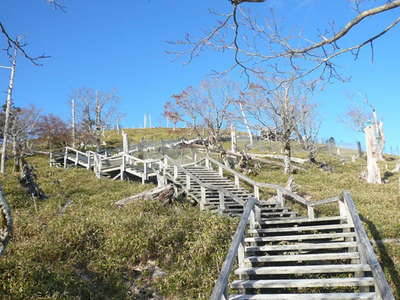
[{"xmin": 51, "ymin": 147, "xmax": 161, "ymax": 183}]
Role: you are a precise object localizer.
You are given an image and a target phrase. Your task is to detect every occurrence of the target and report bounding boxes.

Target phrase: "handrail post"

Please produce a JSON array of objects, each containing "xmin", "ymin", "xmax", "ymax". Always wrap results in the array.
[
  {"xmin": 200, "ymin": 186, "xmax": 206, "ymax": 210},
  {"xmin": 205, "ymin": 156, "xmax": 210, "ymax": 169},
  {"xmin": 237, "ymin": 236, "xmax": 245, "ymax": 279},
  {"xmin": 142, "ymin": 162, "xmax": 147, "ymax": 184},
  {"xmin": 75, "ymin": 151, "xmax": 78, "ymax": 166},
  {"xmin": 218, "ymin": 191, "xmax": 225, "ymax": 214},
  {"xmin": 234, "ymin": 175, "xmax": 239, "ymax": 188},
  {"xmin": 218, "ymin": 165, "xmax": 223, "ymax": 177},
  {"xmin": 87, "ymin": 152, "xmax": 91, "ymax": 169},
  {"xmin": 173, "ymin": 165, "xmax": 178, "ymax": 180},
  {"xmin": 307, "ymin": 205, "xmax": 315, "ymax": 219},
  {"xmin": 254, "ymin": 185, "xmax": 260, "ymax": 199},
  {"xmin": 194, "ymin": 152, "xmax": 198, "ymax": 166},
  {"xmin": 64, "ymin": 148, "xmax": 67, "ymax": 168},
  {"xmin": 121, "ymin": 155, "xmax": 125, "ymax": 181},
  {"xmin": 186, "ymin": 174, "xmax": 191, "ymax": 192},
  {"xmin": 277, "ymin": 189, "xmax": 284, "ymax": 207}
]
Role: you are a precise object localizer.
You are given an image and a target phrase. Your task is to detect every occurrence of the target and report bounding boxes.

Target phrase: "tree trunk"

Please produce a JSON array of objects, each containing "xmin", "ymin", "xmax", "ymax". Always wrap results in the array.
[
  {"xmin": 283, "ymin": 140, "xmax": 292, "ymax": 174},
  {"xmin": 95, "ymin": 91, "xmax": 101, "ymax": 151},
  {"xmin": 230, "ymin": 124, "xmax": 237, "ymax": 153},
  {"xmin": 364, "ymin": 125, "xmax": 381, "ymax": 184},
  {"xmin": 0, "ymin": 52, "xmax": 16, "ymax": 174},
  {"xmin": 357, "ymin": 141, "xmax": 362, "ymax": 157},
  {"xmin": 239, "ymin": 102, "xmax": 253, "ymax": 146},
  {"xmin": 71, "ymin": 99, "xmax": 76, "ymax": 148}
]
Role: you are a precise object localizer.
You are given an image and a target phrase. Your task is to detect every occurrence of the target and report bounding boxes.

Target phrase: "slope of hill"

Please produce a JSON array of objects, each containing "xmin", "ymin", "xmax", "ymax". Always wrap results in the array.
[{"xmin": 0, "ymin": 128, "xmax": 399, "ymax": 299}]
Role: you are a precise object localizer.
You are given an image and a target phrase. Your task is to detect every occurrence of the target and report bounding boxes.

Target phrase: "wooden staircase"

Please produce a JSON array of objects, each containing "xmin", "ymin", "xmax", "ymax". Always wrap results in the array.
[
  {"xmin": 230, "ymin": 214, "xmax": 376, "ymax": 300},
  {"xmin": 159, "ymin": 155, "xmax": 394, "ymax": 300}
]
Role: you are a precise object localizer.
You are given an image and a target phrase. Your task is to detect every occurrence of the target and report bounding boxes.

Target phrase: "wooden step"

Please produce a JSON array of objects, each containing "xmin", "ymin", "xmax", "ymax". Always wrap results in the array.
[
  {"xmin": 229, "ymin": 292, "xmax": 376, "ymax": 300},
  {"xmin": 231, "ymin": 277, "xmax": 374, "ymax": 289},
  {"xmin": 235, "ymin": 264, "xmax": 371, "ymax": 275},
  {"xmin": 248, "ymin": 224, "xmax": 354, "ymax": 234},
  {"xmin": 245, "ymin": 252, "xmax": 359, "ymax": 263},
  {"xmin": 245, "ymin": 232, "xmax": 356, "ymax": 243},
  {"xmin": 260, "ymin": 216, "xmax": 346, "ymax": 225},
  {"xmin": 245, "ymin": 241, "xmax": 359, "ymax": 252}
]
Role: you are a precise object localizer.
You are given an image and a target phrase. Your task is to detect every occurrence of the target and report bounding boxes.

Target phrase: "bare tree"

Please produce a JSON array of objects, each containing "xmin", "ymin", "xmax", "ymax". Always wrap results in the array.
[
  {"xmin": 70, "ymin": 88, "xmax": 120, "ymax": 149},
  {"xmin": 169, "ymin": 1, "xmax": 400, "ymax": 85},
  {"xmin": 0, "ymin": 0, "xmax": 65, "ymax": 65},
  {"xmin": 241, "ymin": 79, "xmax": 315, "ymax": 174},
  {"xmin": 166, "ymin": 79, "xmax": 235, "ymax": 148},
  {"xmin": 0, "ymin": 47, "xmax": 17, "ymax": 174},
  {"xmin": 294, "ymin": 102, "xmax": 320, "ymax": 163},
  {"xmin": 8, "ymin": 106, "xmax": 41, "ymax": 172}
]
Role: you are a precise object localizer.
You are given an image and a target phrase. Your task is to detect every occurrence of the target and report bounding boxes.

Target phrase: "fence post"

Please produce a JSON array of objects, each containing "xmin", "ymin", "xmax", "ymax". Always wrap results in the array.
[
  {"xmin": 121, "ymin": 155, "xmax": 125, "ymax": 181},
  {"xmin": 75, "ymin": 151, "xmax": 78, "ymax": 166},
  {"xmin": 142, "ymin": 162, "xmax": 147, "ymax": 184},
  {"xmin": 218, "ymin": 191, "xmax": 225, "ymax": 214},
  {"xmin": 64, "ymin": 148, "xmax": 67, "ymax": 168},
  {"xmin": 234, "ymin": 175, "xmax": 239, "ymax": 188},
  {"xmin": 307, "ymin": 205, "xmax": 315, "ymax": 219},
  {"xmin": 87, "ymin": 152, "xmax": 91, "ymax": 169},
  {"xmin": 218, "ymin": 165, "xmax": 223, "ymax": 177},
  {"xmin": 186, "ymin": 174, "xmax": 191, "ymax": 192},
  {"xmin": 200, "ymin": 186, "xmax": 206, "ymax": 210},
  {"xmin": 277, "ymin": 189, "xmax": 284, "ymax": 206},
  {"xmin": 254, "ymin": 185, "xmax": 260, "ymax": 199}
]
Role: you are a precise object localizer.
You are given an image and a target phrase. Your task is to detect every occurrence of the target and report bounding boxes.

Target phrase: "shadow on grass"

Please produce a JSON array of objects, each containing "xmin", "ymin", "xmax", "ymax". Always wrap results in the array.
[{"xmin": 361, "ymin": 214, "xmax": 400, "ymax": 298}]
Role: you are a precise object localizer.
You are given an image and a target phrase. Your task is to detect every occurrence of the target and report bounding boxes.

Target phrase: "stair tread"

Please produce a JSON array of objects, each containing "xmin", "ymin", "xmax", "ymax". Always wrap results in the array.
[
  {"xmin": 245, "ymin": 232, "xmax": 356, "ymax": 242},
  {"xmin": 229, "ymin": 292, "xmax": 376, "ymax": 300},
  {"xmin": 260, "ymin": 216, "xmax": 346, "ymax": 225},
  {"xmin": 235, "ymin": 264, "xmax": 371, "ymax": 275},
  {"xmin": 245, "ymin": 252, "xmax": 359, "ymax": 262},
  {"xmin": 248, "ymin": 224, "xmax": 354, "ymax": 234},
  {"xmin": 231, "ymin": 277, "xmax": 375, "ymax": 288},
  {"xmin": 246, "ymin": 241, "xmax": 358, "ymax": 252}
]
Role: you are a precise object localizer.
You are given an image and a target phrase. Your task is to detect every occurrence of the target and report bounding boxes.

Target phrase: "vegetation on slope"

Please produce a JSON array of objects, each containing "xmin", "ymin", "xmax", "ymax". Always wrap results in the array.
[{"xmin": 0, "ymin": 128, "xmax": 399, "ymax": 298}]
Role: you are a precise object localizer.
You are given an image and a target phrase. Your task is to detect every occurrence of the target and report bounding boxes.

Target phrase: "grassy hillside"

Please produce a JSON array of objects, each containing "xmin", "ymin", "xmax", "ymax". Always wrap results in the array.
[{"xmin": 1, "ymin": 128, "xmax": 399, "ymax": 299}]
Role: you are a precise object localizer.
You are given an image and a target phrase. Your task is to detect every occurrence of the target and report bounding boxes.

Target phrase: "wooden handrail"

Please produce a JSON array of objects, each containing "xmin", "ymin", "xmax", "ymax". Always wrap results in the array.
[
  {"xmin": 164, "ymin": 155, "xmax": 245, "ymax": 206},
  {"xmin": 342, "ymin": 191, "xmax": 395, "ymax": 300},
  {"xmin": 210, "ymin": 197, "xmax": 257, "ymax": 300},
  {"xmin": 206, "ymin": 155, "xmax": 310, "ymax": 207}
]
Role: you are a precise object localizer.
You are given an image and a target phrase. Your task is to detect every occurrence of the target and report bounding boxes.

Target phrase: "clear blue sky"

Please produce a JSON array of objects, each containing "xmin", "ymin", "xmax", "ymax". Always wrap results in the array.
[{"xmin": 0, "ymin": 1, "xmax": 399, "ymax": 151}]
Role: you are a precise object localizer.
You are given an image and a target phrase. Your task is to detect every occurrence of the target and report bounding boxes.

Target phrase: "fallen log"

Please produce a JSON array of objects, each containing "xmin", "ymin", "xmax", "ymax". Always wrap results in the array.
[
  {"xmin": 115, "ymin": 185, "xmax": 174, "ymax": 207},
  {"xmin": 251, "ymin": 153, "xmax": 309, "ymax": 164}
]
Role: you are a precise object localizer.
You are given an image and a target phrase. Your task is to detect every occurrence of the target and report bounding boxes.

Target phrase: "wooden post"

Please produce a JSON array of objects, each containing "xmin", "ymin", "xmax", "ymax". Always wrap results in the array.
[
  {"xmin": 173, "ymin": 165, "xmax": 178, "ymax": 180},
  {"xmin": 253, "ymin": 185, "xmax": 260, "ymax": 199},
  {"xmin": 122, "ymin": 131, "xmax": 129, "ymax": 154},
  {"xmin": 277, "ymin": 189, "xmax": 284, "ymax": 207},
  {"xmin": 194, "ymin": 152, "xmax": 198, "ymax": 166},
  {"xmin": 234, "ymin": 175, "xmax": 240, "ymax": 188},
  {"xmin": 87, "ymin": 152, "xmax": 91, "ymax": 169},
  {"xmin": 218, "ymin": 165, "xmax": 223, "ymax": 177},
  {"xmin": 307, "ymin": 205, "xmax": 315, "ymax": 219},
  {"xmin": 200, "ymin": 186, "xmax": 206, "ymax": 210},
  {"xmin": 238, "ymin": 237, "xmax": 245, "ymax": 279},
  {"xmin": 75, "ymin": 151, "xmax": 79, "ymax": 166},
  {"xmin": 186, "ymin": 174, "xmax": 191, "ymax": 191},
  {"xmin": 142, "ymin": 162, "xmax": 147, "ymax": 184},
  {"xmin": 49, "ymin": 152, "xmax": 53, "ymax": 167},
  {"xmin": 218, "ymin": 191, "xmax": 225, "ymax": 214},
  {"xmin": 205, "ymin": 156, "xmax": 210, "ymax": 169},
  {"xmin": 64, "ymin": 148, "xmax": 67, "ymax": 168},
  {"xmin": 120, "ymin": 155, "xmax": 125, "ymax": 181}
]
